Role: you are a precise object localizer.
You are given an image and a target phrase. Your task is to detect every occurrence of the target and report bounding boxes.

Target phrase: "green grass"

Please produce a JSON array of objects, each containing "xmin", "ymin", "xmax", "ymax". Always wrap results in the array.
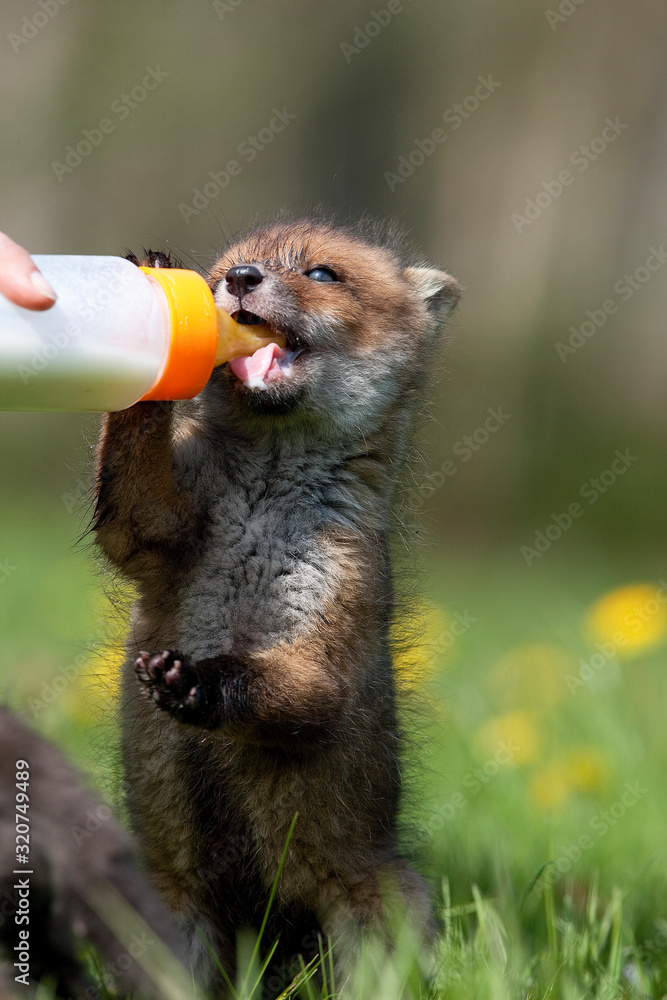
[{"xmin": 2, "ymin": 490, "xmax": 667, "ymax": 998}]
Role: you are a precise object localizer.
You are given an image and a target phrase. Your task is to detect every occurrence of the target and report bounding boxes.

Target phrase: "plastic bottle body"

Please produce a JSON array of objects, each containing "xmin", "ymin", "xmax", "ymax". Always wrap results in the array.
[{"xmin": 0, "ymin": 256, "xmax": 170, "ymax": 411}]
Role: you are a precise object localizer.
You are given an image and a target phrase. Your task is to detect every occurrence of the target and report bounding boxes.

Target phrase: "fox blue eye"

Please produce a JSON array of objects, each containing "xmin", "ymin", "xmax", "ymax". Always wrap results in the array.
[{"xmin": 305, "ymin": 267, "xmax": 338, "ymax": 283}]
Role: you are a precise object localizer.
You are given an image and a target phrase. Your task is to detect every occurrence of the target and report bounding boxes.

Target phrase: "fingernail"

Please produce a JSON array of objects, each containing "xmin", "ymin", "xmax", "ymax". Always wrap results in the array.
[{"xmin": 30, "ymin": 270, "xmax": 57, "ymax": 302}]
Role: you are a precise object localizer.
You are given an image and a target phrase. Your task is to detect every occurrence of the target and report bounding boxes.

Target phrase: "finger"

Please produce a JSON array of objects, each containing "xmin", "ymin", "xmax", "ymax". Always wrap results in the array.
[{"xmin": 0, "ymin": 232, "xmax": 57, "ymax": 310}]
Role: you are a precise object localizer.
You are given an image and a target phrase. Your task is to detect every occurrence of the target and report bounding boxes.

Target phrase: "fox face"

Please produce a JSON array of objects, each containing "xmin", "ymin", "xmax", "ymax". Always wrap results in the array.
[{"xmin": 206, "ymin": 219, "xmax": 460, "ymax": 433}]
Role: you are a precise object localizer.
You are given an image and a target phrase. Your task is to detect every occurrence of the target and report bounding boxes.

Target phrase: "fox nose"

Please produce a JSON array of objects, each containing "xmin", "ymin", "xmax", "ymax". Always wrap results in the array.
[{"xmin": 225, "ymin": 265, "xmax": 264, "ymax": 298}]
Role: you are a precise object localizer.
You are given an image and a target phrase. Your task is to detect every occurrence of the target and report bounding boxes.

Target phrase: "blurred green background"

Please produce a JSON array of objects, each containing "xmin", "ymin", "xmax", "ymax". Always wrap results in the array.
[
  {"xmin": 1, "ymin": 0, "xmax": 667, "ymax": 970},
  {"xmin": 2, "ymin": 0, "xmax": 666, "ymax": 556}
]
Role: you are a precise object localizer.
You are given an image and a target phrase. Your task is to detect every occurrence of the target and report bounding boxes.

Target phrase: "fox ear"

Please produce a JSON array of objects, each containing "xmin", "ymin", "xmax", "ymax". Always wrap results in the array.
[{"xmin": 405, "ymin": 267, "xmax": 461, "ymax": 324}]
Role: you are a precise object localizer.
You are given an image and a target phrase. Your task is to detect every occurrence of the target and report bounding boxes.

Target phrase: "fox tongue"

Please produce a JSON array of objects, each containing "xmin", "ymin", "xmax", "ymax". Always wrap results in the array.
[{"xmin": 229, "ymin": 343, "xmax": 285, "ymax": 383}]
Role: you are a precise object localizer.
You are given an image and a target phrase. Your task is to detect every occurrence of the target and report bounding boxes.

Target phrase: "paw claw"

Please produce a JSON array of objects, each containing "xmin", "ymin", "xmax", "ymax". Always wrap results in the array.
[
  {"xmin": 184, "ymin": 686, "xmax": 199, "ymax": 707},
  {"xmin": 164, "ymin": 665, "xmax": 181, "ymax": 685}
]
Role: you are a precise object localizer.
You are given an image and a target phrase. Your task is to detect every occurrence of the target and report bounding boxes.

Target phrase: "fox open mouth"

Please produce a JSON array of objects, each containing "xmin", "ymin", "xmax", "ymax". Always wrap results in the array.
[
  {"xmin": 229, "ymin": 310, "xmax": 304, "ymax": 389},
  {"xmin": 233, "ymin": 309, "xmax": 266, "ymax": 326}
]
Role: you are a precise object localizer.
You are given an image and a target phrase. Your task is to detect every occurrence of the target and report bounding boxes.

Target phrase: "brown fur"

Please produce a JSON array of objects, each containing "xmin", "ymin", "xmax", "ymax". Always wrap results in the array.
[{"xmin": 93, "ymin": 221, "xmax": 459, "ymax": 994}]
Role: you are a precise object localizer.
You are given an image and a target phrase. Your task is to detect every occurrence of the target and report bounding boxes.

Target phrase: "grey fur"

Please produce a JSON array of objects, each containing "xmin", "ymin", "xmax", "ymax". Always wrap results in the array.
[{"xmin": 94, "ymin": 220, "xmax": 460, "ymax": 995}]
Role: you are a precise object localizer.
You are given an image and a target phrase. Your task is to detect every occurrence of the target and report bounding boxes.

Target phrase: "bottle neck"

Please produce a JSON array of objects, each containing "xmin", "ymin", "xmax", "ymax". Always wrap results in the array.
[{"xmin": 139, "ymin": 267, "xmax": 218, "ymax": 401}]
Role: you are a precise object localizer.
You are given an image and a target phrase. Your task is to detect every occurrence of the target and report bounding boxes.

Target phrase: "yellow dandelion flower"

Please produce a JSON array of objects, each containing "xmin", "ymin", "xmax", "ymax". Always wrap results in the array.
[
  {"xmin": 63, "ymin": 586, "xmax": 131, "ymax": 721},
  {"xmin": 488, "ymin": 644, "xmax": 573, "ymax": 709},
  {"xmin": 63, "ymin": 642, "xmax": 125, "ymax": 724},
  {"xmin": 564, "ymin": 748, "xmax": 611, "ymax": 793},
  {"xmin": 586, "ymin": 583, "xmax": 667, "ymax": 658},
  {"xmin": 472, "ymin": 708, "xmax": 544, "ymax": 766},
  {"xmin": 392, "ymin": 599, "xmax": 452, "ymax": 687},
  {"xmin": 529, "ymin": 748, "xmax": 613, "ymax": 812}
]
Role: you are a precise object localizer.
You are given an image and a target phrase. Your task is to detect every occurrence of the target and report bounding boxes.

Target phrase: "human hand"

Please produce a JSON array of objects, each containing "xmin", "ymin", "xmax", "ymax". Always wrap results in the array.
[{"xmin": 0, "ymin": 232, "xmax": 56, "ymax": 310}]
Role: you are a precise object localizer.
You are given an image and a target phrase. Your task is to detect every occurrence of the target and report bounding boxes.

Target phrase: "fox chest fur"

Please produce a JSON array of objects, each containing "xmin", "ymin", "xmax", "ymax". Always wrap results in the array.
[
  {"xmin": 163, "ymin": 434, "xmax": 358, "ymax": 660},
  {"xmin": 95, "ymin": 218, "xmax": 460, "ymax": 994}
]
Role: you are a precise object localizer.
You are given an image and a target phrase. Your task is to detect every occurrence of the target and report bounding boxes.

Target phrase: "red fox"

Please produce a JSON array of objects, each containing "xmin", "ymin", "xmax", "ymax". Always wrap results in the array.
[{"xmin": 94, "ymin": 217, "xmax": 460, "ymax": 993}]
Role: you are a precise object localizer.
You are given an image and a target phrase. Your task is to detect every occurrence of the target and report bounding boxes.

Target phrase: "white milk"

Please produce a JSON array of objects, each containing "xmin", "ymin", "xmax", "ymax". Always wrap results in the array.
[{"xmin": 0, "ymin": 256, "xmax": 170, "ymax": 411}]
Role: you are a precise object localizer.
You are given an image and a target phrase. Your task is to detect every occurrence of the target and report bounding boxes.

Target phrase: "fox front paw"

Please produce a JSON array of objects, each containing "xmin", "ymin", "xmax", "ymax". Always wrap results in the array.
[{"xmin": 134, "ymin": 650, "xmax": 202, "ymax": 720}]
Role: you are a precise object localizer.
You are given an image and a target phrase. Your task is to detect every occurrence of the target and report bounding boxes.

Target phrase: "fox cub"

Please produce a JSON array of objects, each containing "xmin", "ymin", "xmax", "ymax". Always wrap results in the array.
[{"xmin": 94, "ymin": 218, "xmax": 460, "ymax": 993}]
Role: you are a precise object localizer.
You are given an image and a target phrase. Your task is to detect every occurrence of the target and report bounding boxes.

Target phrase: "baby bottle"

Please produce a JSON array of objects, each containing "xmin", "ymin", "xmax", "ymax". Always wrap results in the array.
[{"xmin": 0, "ymin": 255, "xmax": 279, "ymax": 411}]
